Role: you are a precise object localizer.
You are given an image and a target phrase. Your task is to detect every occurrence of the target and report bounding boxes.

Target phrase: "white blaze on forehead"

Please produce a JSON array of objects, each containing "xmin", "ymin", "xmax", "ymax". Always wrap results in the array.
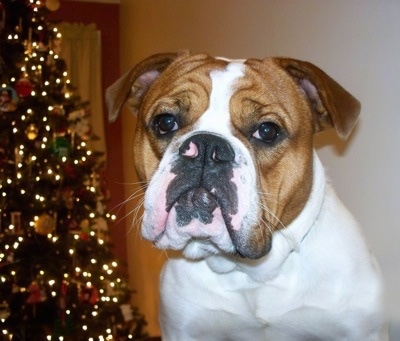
[{"xmin": 196, "ymin": 62, "xmax": 245, "ymax": 134}]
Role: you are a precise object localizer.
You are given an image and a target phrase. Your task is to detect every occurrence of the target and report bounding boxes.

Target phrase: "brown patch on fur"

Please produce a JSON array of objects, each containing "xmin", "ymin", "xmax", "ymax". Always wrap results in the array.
[{"xmin": 230, "ymin": 58, "xmax": 314, "ymax": 249}]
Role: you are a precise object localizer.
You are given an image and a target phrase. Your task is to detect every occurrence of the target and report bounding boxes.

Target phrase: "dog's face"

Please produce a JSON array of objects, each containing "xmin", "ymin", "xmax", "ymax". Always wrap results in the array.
[{"xmin": 107, "ymin": 52, "xmax": 360, "ymax": 260}]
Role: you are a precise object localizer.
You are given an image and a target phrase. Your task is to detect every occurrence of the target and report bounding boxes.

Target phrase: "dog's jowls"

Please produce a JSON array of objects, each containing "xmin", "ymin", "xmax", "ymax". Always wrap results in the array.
[{"xmin": 106, "ymin": 52, "xmax": 386, "ymax": 340}]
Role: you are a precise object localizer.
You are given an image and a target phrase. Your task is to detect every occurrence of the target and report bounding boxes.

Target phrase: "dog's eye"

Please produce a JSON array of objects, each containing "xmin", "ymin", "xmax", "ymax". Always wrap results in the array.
[
  {"xmin": 253, "ymin": 122, "xmax": 280, "ymax": 143},
  {"xmin": 153, "ymin": 113, "xmax": 179, "ymax": 134}
]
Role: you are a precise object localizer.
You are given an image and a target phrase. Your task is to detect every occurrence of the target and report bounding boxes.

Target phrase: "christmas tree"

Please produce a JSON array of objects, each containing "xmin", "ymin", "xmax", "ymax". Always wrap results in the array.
[{"xmin": 0, "ymin": 0, "xmax": 147, "ymax": 339}]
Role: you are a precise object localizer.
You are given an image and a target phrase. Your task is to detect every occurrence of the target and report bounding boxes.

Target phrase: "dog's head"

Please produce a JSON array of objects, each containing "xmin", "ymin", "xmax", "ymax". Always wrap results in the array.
[{"xmin": 107, "ymin": 52, "xmax": 360, "ymax": 260}]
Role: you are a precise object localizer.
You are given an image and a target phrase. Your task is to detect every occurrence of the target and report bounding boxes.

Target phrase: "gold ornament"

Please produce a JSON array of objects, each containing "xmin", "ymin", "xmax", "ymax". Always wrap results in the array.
[
  {"xmin": 26, "ymin": 124, "xmax": 38, "ymax": 140},
  {"xmin": 45, "ymin": 0, "xmax": 61, "ymax": 11},
  {"xmin": 35, "ymin": 214, "xmax": 56, "ymax": 235},
  {"xmin": 79, "ymin": 219, "xmax": 90, "ymax": 230}
]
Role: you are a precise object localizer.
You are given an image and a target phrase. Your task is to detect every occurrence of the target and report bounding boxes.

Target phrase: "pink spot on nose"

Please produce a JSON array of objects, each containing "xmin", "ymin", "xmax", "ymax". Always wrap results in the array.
[{"xmin": 182, "ymin": 141, "xmax": 198, "ymax": 158}]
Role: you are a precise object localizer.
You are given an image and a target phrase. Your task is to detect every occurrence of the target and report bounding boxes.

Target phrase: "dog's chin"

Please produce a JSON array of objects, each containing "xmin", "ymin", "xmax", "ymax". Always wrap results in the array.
[
  {"xmin": 154, "ymin": 232, "xmax": 271, "ymax": 260},
  {"xmin": 181, "ymin": 239, "xmax": 235, "ymax": 260}
]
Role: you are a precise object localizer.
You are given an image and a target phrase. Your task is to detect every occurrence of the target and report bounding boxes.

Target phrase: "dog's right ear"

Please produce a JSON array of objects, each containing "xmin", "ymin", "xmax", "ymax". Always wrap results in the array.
[{"xmin": 106, "ymin": 52, "xmax": 181, "ymax": 122}]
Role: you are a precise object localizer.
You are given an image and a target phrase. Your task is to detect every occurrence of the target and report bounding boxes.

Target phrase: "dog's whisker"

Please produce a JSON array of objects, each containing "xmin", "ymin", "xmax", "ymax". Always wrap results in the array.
[
  {"xmin": 257, "ymin": 202, "xmax": 295, "ymax": 248},
  {"xmin": 111, "ymin": 184, "xmax": 147, "ymax": 219},
  {"xmin": 258, "ymin": 202, "xmax": 286, "ymax": 229},
  {"xmin": 125, "ymin": 200, "xmax": 145, "ymax": 233},
  {"xmin": 110, "ymin": 187, "xmax": 145, "ymax": 215},
  {"xmin": 257, "ymin": 190, "xmax": 280, "ymax": 199}
]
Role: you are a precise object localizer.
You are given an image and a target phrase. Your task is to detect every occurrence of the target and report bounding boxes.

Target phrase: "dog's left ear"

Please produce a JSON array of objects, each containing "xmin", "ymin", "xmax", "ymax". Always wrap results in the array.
[
  {"xmin": 276, "ymin": 58, "xmax": 361, "ymax": 140},
  {"xmin": 106, "ymin": 52, "xmax": 183, "ymax": 122}
]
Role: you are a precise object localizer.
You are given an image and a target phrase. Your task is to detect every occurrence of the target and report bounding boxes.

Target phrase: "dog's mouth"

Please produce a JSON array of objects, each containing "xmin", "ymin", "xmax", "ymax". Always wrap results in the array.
[
  {"xmin": 149, "ymin": 181, "xmax": 272, "ymax": 260},
  {"xmin": 173, "ymin": 187, "xmax": 219, "ymax": 226},
  {"xmin": 151, "ymin": 181, "xmax": 239, "ymax": 253}
]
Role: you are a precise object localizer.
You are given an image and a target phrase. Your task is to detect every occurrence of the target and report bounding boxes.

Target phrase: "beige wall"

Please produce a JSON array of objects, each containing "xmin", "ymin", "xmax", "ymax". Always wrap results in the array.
[{"xmin": 119, "ymin": 0, "xmax": 400, "ymax": 337}]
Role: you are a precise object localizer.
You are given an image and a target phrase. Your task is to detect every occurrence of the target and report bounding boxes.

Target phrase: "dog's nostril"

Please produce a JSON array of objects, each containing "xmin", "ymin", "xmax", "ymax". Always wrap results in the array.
[
  {"xmin": 180, "ymin": 141, "xmax": 199, "ymax": 158},
  {"xmin": 179, "ymin": 134, "xmax": 235, "ymax": 163},
  {"xmin": 211, "ymin": 145, "xmax": 234, "ymax": 162}
]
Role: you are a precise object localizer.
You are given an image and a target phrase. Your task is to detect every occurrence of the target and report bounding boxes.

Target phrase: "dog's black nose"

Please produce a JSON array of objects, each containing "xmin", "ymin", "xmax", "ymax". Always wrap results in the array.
[{"xmin": 179, "ymin": 133, "xmax": 235, "ymax": 163}]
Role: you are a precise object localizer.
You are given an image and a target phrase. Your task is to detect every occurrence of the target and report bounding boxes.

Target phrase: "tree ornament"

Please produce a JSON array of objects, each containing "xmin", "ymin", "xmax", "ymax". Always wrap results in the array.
[
  {"xmin": 53, "ymin": 136, "xmax": 69, "ymax": 158},
  {"xmin": 63, "ymin": 163, "xmax": 77, "ymax": 179},
  {"xmin": 51, "ymin": 37, "xmax": 62, "ymax": 55},
  {"xmin": 68, "ymin": 218, "xmax": 78, "ymax": 231},
  {"xmin": 35, "ymin": 213, "xmax": 55, "ymax": 235},
  {"xmin": 45, "ymin": 0, "xmax": 61, "ymax": 12},
  {"xmin": 0, "ymin": 86, "xmax": 18, "ymax": 112},
  {"xmin": 25, "ymin": 123, "xmax": 38, "ymax": 140},
  {"xmin": 0, "ymin": 302, "xmax": 10, "ymax": 321},
  {"xmin": 68, "ymin": 109, "xmax": 91, "ymax": 140},
  {"xmin": 120, "ymin": 303, "xmax": 134, "ymax": 322},
  {"xmin": 92, "ymin": 217, "xmax": 108, "ymax": 241},
  {"xmin": 15, "ymin": 77, "xmax": 34, "ymax": 98},
  {"xmin": 10, "ymin": 211, "xmax": 21, "ymax": 233},
  {"xmin": 79, "ymin": 219, "xmax": 90, "ymax": 241},
  {"xmin": 27, "ymin": 281, "xmax": 47, "ymax": 304},
  {"xmin": 49, "ymin": 104, "xmax": 65, "ymax": 116},
  {"xmin": 62, "ymin": 187, "xmax": 74, "ymax": 209},
  {"xmin": 80, "ymin": 284, "xmax": 99, "ymax": 305}
]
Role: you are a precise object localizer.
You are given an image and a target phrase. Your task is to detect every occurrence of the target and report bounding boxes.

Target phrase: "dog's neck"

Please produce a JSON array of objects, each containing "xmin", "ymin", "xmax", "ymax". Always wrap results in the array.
[{"xmin": 205, "ymin": 151, "xmax": 326, "ymax": 282}]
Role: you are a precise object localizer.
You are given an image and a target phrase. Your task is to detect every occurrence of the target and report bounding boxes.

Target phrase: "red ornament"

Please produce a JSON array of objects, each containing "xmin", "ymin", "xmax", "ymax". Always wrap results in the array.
[
  {"xmin": 63, "ymin": 164, "xmax": 77, "ymax": 179},
  {"xmin": 80, "ymin": 285, "xmax": 99, "ymax": 304},
  {"xmin": 27, "ymin": 281, "xmax": 46, "ymax": 304},
  {"xmin": 15, "ymin": 78, "xmax": 34, "ymax": 98}
]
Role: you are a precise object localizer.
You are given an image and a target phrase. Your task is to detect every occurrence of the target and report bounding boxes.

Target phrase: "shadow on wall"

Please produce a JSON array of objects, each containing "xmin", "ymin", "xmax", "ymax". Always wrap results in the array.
[{"xmin": 314, "ymin": 124, "xmax": 359, "ymax": 155}]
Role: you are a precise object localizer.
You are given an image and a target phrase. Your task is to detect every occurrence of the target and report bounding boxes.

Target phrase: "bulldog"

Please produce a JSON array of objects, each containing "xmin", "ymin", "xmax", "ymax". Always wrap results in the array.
[{"xmin": 106, "ymin": 52, "xmax": 385, "ymax": 340}]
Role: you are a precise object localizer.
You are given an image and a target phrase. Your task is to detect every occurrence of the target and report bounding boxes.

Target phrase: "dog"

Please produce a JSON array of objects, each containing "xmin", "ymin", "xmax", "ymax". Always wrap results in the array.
[{"xmin": 106, "ymin": 52, "xmax": 385, "ymax": 340}]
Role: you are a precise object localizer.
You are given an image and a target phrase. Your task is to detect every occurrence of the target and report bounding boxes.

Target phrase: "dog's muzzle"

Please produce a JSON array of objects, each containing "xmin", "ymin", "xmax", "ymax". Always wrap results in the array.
[
  {"xmin": 141, "ymin": 132, "xmax": 268, "ymax": 259},
  {"xmin": 166, "ymin": 133, "xmax": 238, "ymax": 229}
]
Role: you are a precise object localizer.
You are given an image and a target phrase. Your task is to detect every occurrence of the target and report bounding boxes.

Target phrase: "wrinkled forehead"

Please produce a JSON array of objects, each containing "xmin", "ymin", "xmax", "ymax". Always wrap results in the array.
[
  {"xmin": 164, "ymin": 55, "xmax": 287, "ymax": 96},
  {"xmin": 166, "ymin": 54, "xmax": 245, "ymax": 81},
  {"xmin": 143, "ymin": 54, "xmax": 294, "ymax": 120},
  {"xmin": 141, "ymin": 55, "xmax": 247, "ymax": 109}
]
